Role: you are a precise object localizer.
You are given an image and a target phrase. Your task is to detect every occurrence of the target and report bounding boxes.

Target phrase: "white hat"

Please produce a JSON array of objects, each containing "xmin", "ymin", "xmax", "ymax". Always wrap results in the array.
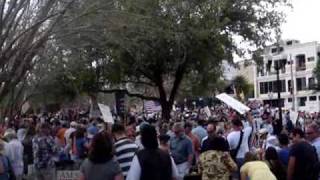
[
  {"xmin": 258, "ymin": 128, "xmax": 268, "ymax": 135},
  {"xmin": 70, "ymin": 121, "xmax": 78, "ymax": 127}
]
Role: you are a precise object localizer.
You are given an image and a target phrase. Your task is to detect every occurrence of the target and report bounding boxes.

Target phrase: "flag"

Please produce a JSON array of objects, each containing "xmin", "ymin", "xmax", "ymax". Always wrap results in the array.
[{"xmin": 144, "ymin": 100, "xmax": 161, "ymax": 114}]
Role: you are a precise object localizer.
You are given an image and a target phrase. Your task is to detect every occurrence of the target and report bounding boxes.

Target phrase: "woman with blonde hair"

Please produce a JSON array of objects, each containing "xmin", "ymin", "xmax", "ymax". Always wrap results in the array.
[{"xmin": 240, "ymin": 152, "xmax": 276, "ymax": 180}]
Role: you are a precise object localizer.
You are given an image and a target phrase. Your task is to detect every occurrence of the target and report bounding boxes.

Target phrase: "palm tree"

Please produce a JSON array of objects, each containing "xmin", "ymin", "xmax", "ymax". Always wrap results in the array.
[{"xmin": 232, "ymin": 75, "xmax": 253, "ymax": 101}]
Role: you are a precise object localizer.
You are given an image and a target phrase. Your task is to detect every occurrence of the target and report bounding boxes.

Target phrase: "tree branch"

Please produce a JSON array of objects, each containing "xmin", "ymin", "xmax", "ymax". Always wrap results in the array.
[{"xmin": 98, "ymin": 89, "xmax": 159, "ymax": 101}]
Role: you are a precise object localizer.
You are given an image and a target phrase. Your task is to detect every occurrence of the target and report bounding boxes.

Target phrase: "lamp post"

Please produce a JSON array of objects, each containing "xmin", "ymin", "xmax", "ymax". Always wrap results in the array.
[{"xmin": 274, "ymin": 57, "xmax": 284, "ymax": 133}]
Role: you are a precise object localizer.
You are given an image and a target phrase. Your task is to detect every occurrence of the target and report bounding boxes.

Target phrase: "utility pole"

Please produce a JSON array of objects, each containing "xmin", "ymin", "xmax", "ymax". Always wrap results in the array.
[
  {"xmin": 275, "ymin": 36, "xmax": 283, "ymax": 133},
  {"xmin": 275, "ymin": 62, "xmax": 283, "ymax": 132},
  {"xmin": 290, "ymin": 54, "xmax": 295, "ymax": 111}
]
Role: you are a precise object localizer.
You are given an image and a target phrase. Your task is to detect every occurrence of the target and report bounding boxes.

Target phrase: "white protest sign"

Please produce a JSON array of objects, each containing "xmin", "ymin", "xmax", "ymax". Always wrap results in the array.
[
  {"xmin": 215, "ymin": 93, "xmax": 250, "ymax": 114},
  {"xmin": 204, "ymin": 106, "xmax": 211, "ymax": 117},
  {"xmin": 21, "ymin": 101, "xmax": 30, "ymax": 114},
  {"xmin": 57, "ymin": 170, "xmax": 81, "ymax": 180},
  {"xmin": 98, "ymin": 103, "xmax": 114, "ymax": 123},
  {"xmin": 290, "ymin": 111, "xmax": 299, "ymax": 124}
]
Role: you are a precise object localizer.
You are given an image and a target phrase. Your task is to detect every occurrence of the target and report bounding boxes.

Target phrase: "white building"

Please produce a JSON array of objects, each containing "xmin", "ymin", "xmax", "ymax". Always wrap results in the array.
[{"xmin": 254, "ymin": 40, "xmax": 320, "ymax": 112}]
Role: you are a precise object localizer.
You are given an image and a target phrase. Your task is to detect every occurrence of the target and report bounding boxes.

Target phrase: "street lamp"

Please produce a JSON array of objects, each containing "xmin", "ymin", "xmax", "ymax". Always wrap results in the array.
[{"xmin": 274, "ymin": 56, "xmax": 286, "ymax": 133}]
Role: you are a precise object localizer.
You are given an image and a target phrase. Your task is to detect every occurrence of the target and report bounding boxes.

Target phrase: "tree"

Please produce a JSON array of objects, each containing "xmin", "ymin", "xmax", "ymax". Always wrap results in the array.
[
  {"xmin": 0, "ymin": 0, "xmax": 75, "ymax": 108},
  {"xmin": 49, "ymin": 0, "xmax": 289, "ymax": 121},
  {"xmin": 232, "ymin": 75, "xmax": 253, "ymax": 101},
  {"xmin": 313, "ymin": 55, "xmax": 320, "ymax": 90}
]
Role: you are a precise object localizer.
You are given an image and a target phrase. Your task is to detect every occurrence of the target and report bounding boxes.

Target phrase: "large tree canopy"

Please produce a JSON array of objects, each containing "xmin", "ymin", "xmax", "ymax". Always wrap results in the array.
[
  {"xmin": 0, "ymin": 0, "xmax": 75, "ymax": 106},
  {"xmin": 53, "ymin": 0, "xmax": 289, "ymax": 120}
]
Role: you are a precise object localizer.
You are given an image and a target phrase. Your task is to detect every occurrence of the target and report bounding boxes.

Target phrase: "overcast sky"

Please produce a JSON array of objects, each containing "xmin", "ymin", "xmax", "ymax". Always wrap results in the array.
[{"xmin": 281, "ymin": 0, "xmax": 320, "ymax": 43}]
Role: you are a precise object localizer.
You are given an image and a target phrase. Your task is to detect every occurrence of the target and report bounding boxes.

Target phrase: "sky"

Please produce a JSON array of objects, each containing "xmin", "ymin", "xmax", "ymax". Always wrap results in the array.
[{"xmin": 281, "ymin": 0, "xmax": 320, "ymax": 43}]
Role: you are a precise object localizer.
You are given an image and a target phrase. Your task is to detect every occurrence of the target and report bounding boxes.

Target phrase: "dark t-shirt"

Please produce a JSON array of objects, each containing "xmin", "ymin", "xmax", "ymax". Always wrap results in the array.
[{"xmin": 289, "ymin": 141, "xmax": 319, "ymax": 180}]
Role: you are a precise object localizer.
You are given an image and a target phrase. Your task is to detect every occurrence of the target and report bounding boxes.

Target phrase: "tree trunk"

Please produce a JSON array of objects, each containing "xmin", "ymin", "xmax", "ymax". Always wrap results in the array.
[{"xmin": 160, "ymin": 100, "xmax": 171, "ymax": 122}]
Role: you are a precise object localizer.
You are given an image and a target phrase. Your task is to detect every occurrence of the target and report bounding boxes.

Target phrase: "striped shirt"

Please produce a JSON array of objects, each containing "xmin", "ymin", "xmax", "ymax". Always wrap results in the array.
[{"xmin": 114, "ymin": 138, "xmax": 138, "ymax": 177}]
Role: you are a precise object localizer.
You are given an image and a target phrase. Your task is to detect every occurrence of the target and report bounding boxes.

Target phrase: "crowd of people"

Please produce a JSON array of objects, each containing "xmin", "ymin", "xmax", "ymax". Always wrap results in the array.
[{"xmin": 0, "ymin": 103, "xmax": 319, "ymax": 180}]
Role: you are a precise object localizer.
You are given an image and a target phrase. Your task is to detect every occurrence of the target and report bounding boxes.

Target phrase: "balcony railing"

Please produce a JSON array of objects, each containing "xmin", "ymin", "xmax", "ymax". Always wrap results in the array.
[{"xmin": 296, "ymin": 65, "xmax": 306, "ymax": 71}]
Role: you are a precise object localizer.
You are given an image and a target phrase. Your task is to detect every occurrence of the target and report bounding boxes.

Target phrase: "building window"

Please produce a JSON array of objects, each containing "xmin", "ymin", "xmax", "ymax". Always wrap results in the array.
[
  {"xmin": 288, "ymin": 80, "xmax": 292, "ymax": 93},
  {"xmin": 298, "ymin": 97, "xmax": 307, "ymax": 106},
  {"xmin": 288, "ymin": 98, "xmax": 292, "ymax": 102},
  {"xmin": 309, "ymin": 77, "xmax": 315, "ymax": 89},
  {"xmin": 309, "ymin": 96, "xmax": 317, "ymax": 101},
  {"xmin": 308, "ymin": 57, "xmax": 315, "ymax": 62},
  {"xmin": 259, "ymin": 80, "xmax": 286, "ymax": 94},
  {"xmin": 271, "ymin": 48, "xmax": 277, "ymax": 53},
  {"xmin": 260, "ymin": 82, "xmax": 270, "ymax": 94},
  {"xmin": 296, "ymin": 77, "xmax": 307, "ymax": 91},
  {"xmin": 296, "ymin": 54, "xmax": 306, "ymax": 71}
]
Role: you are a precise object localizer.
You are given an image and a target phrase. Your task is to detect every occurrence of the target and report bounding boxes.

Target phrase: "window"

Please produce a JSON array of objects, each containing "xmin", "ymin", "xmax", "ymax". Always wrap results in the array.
[
  {"xmin": 279, "ymin": 47, "xmax": 284, "ymax": 52},
  {"xmin": 308, "ymin": 57, "xmax": 315, "ymax": 62},
  {"xmin": 288, "ymin": 98, "xmax": 292, "ymax": 102},
  {"xmin": 288, "ymin": 80, "xmax": 293, "ymax": 93},
  {"xmin": 309, "ymin": 77, "xmax": 315, "ymax": 88},
  {"xmin": 296, "ymin": 54, "xmax": 306, "ymax": 71},
  {"xmin": 271, "ymin": 48, "xmax": 277, "ymax": 53},
  {"xmin": 260, "ymin": 82, "xmax": 270, "ymax": 94},
  {"xmin": 287, "ymin": 41, "xmax": 293, "ymax": 45},
  {"xmin": 298, "ymin": 97, "xmax": 307, "ymax": 106},
  {"xmin": 259, "ymin": 80, "xmax": 286, "ymax": 94},
  {"xmin": 260, "ymin": 82, "xmax": 265, "ymax": 94},
  {"xmin": 309, "ymin": 96, "xmax": 317, "ymax": 101},
  {"xmin": 274, "ymin": 59, "xmax": 287, "ymax": 73},
  {"xmin": 296, "ymin": 77, "xmax": 307, "ymax": 91}
]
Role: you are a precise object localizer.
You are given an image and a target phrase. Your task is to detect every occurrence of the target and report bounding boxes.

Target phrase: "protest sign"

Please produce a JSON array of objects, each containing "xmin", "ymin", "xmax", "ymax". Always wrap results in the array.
[
  {"xmin": 57, "ymin": 170, "xmax": 81, "ymax": 180},
  {"xmin": 216, "ymin": 93, "xmax": 250, "ymax": 114},
  {"xmin": 98, "ymin": 103, "xmax": 114, "ymax": 123}
]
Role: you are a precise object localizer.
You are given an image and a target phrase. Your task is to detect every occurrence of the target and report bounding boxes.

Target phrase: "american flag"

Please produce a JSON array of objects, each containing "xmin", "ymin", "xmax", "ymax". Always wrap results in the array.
[{"xmin": 144, "ymin": 100, "xmax": 161, "ymax": 114}]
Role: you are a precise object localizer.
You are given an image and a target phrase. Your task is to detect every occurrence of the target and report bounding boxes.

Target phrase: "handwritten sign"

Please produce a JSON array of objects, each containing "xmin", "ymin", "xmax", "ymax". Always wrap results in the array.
[
  {"xmin": 98, "ymin": 103, "xmax": 114, "ymax": 123},
  {"xmin": 57, "ymin": 171, "xmax": 81, "ymax": 180}
]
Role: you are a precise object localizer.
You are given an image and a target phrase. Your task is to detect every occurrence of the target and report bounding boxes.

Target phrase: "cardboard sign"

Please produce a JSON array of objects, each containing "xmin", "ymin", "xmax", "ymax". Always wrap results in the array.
[
  {"xmin": 216, "ymin": 93, "xmax": 250, "ymax": 114},
  {"xmin": 204, "ymin": 106, "xmax": 211, "ymax": 117},
  {"xmin": 98, "ymin": 103, "xmax": 114, "ymax": 123},
  {"xmin": 57, "ymin": 170, "xmax": 81, "ymax": 180},
  {"xmin": 21, "ymin": 101, "xmax": 31, "ymax": 114}
]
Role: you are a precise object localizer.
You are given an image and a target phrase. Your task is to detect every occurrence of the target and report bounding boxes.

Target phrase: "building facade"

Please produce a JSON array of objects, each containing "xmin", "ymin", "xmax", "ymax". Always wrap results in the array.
[{"xmin": 254, "ymin": 40, "xmax": 320, "ymax": 112}]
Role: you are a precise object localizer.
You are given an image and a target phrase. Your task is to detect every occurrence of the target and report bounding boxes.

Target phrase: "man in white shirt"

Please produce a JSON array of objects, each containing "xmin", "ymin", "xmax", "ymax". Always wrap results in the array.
[
  {"xmin": 227, "ymin": 112, "xmax": 254, "ymax": 167},
  {"xmin": 4, "ymin": 129, "xmax": 24, "ymax": 179}
]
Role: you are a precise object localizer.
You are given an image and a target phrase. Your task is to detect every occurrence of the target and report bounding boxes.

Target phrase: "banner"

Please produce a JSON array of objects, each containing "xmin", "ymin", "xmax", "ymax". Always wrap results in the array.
[
  {"xmin": 98, "ymin": 103, "xmax": 114, "ymax": 124},
  {"xmin": 215, "ymin": 93, "xmax": 250, "ymax": 114},
  {"xmin": 57, "ymin": 171, "xmax": 81, "ymax": 180}
]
